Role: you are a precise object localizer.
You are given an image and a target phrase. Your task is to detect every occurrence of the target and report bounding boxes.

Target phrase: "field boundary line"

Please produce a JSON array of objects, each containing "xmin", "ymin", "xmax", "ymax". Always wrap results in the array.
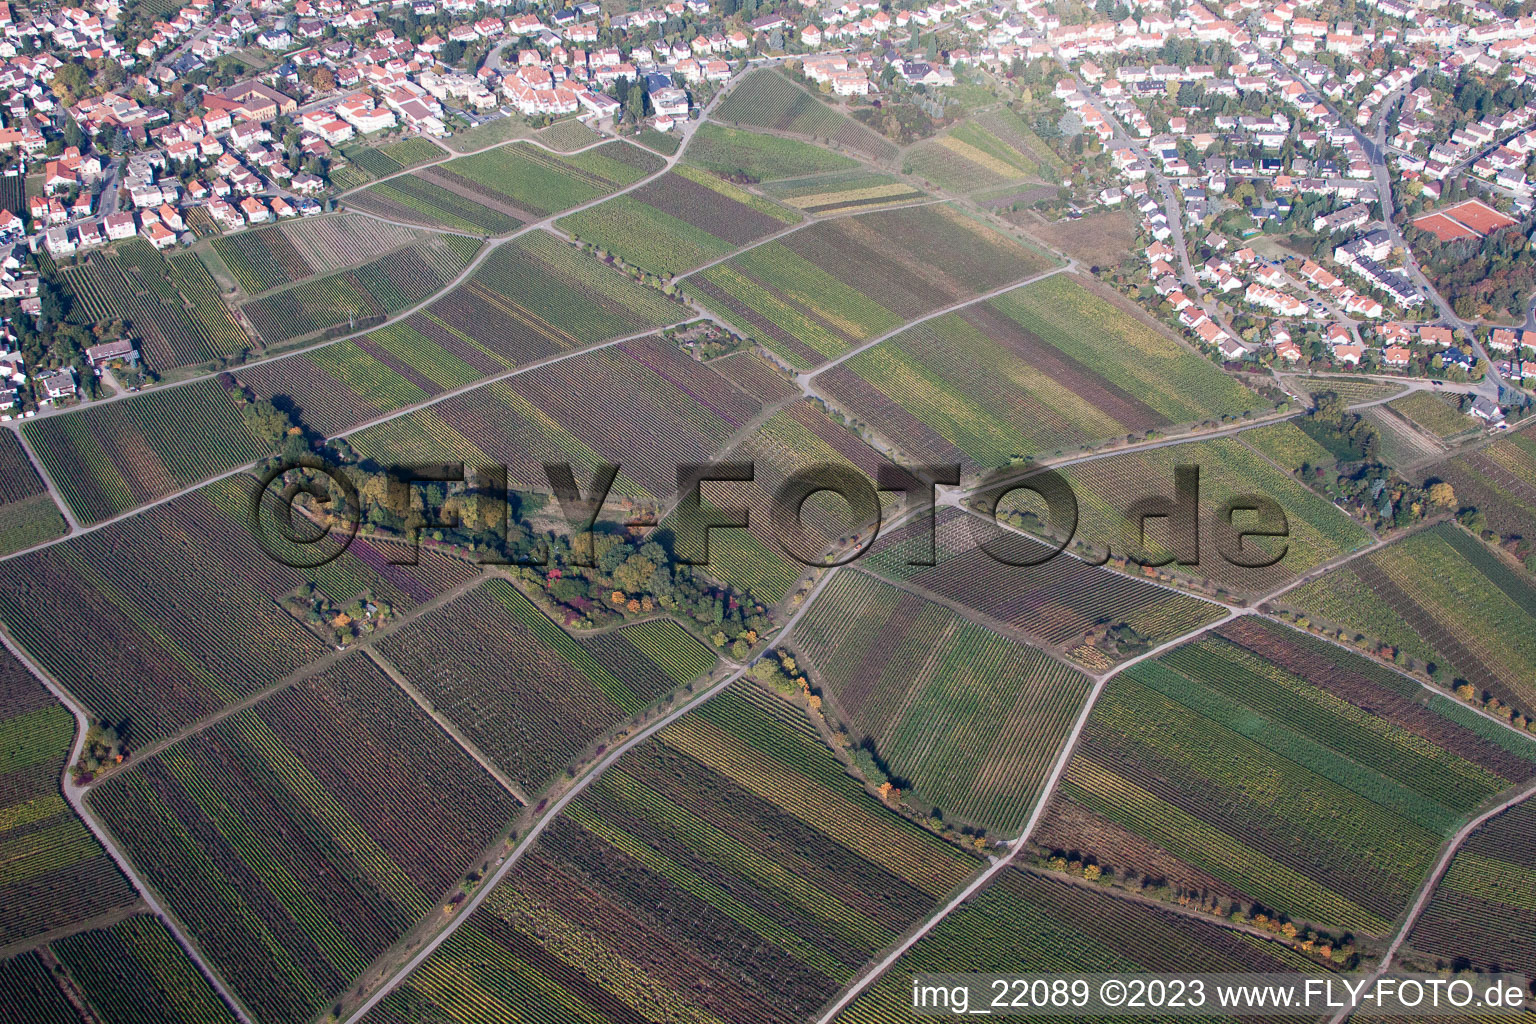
[
  {"xmin": 0, "ymin": 315, "xmax": 702, "ymax": 567},
  {"xmin": 1329, "ymin": 781, "xmax": 1536, "ymax": 1024},
  {"xmin": 340, "ymin": 563, "xmax": 847, "ymax": 1023},
  {"xmin": 811, "ymin": 605, "xmax": 1241, "ymax": 1024},
  {"xmin": 361, "ymin": 640, "xmax": 531, "ymax": 805},
  {"xmin": 0, "ymin": 626, "xmax": 257, "ymax": 1024}
]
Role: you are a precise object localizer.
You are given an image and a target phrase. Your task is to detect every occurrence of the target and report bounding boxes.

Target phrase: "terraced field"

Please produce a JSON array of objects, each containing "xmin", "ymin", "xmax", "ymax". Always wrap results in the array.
[
  {"xmin": 759, "ymin": 169, "xmax": 929, "ymax": 215},
  {"xmin": 5, "ymin": 915, "xmax": 244, "ymax": 1024},
  {"xmin": 91, "ymin": 654, "xmax": 518, "ymax": 1024},
  {"xmin": 684, "ymin": 123, "xmax": 859, "ymax": 181},
  {"xmin": 210, "ymin": 215, "xmax": 426, "ymax": 294},
  {"xmin": 379, "ymin": 578, "xmax": 716, "ymax": 792},
  {"xmin": 713, "ymin": 68, "xmax": 897, "ymax": 163},
  {"xmin": 64, "ymin": 239, "xmax": 248, "ymax": 370},
  {"xmin": 239, "ymin": 234, "xmax": 482, "ymax": 346},
  {"xmin": 834, "ymin": 869, "xmax": 1320, "ymax": 1023},
  {"xmin": 818, "ymin": 273, "xmax": 1261, "ymax": 466},
  {"xmin": 0, "ymin": 475, "xmax": 481, "ymax": 746},
  {"xmin": 1041, "ymin": 617, "xmax": 1536, "ymax": 934},
  {"xmin": 0, "ymin": 647, "xmax": 135, "ymax": 947},
  {"xmin": 1419, "ymin": 419, "xmax": 1536, "ymax": 540},
  {"xmin": 790, "ymin": 571, "xmax": 1091, "ymax": 830},
  {"xmin": 559, "ymin": 164, "xmax": 800, "ymax": 275},
  {"xmin": 861, "ymin": 507, "xmax": 1229, "ymax": 656},
  {"xmin": 1062, "ymin": 436, "xmax": 1375, "ymax": 593},
  {"xmin": 1408, "ymin": 799, "xmax": 1536, "ymax": 974},
  {"xmin": 1279, "ymin": 522, "xmax": 1536, "ymax": 711},
  {"xmin": 0, "ymin": 429, "xmax": 66, "ymax": 555},
  {"xmin": 691, "ymin": 203, "xmax": 1054, "ymax": 370},
  {"xmin": 348, "ymin": 334, "xmax": 758, "ymax": 501},
  {"xmin": 359, "ymin": 686, "xmax": 976, "ymax": 1024}
]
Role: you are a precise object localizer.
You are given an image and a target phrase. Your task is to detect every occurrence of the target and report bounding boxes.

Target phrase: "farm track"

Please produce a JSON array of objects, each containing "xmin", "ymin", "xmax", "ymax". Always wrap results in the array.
[
  {"xmin": 0, "ymin": 628, "xmax": 256, "ymax": 1024},
  {"xmin": 1328, "ymin": 782, "xmax": 1536, "ymax": 1024},
  {"xmin": 12, "ymin": 69, "xmax": 1534, "ymax": 1024}
]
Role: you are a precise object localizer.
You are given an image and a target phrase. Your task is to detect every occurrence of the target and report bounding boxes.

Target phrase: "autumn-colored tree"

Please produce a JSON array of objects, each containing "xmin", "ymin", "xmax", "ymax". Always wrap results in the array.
[{"xmin": 1428, "ymin": 481, "xmax": 1456, "ymax": 507}]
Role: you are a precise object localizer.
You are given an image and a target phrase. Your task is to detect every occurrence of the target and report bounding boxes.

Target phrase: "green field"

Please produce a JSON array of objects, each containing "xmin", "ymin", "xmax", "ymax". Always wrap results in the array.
[
  {"xmin": 819, "ymin": 273, "xmax": 1263, "ymax": 466},
  {"xmin": 684, "ymin": 123, "xmax": 859, "ymax": 181},
  {"xmin": 790, "ymin": 572, "xmax": 1092, "ymax": 830},
  {"xmin": 713, "ymin": 68, "xmax": 897, "ymax": 163},
  {"xmin": 835, "ymin": 868, "xmax": 1319, "ymax": 1022},
  {"xmin": 1281, "ymin": 523, "xmax": 1536, "ymax": 710},
  {"xmin": 1045, "ymin": 617, "xmax": 1536, "ymax": 934},
  {"xmin": 91, "ymin": 654, "xmax": 517, "ymax": 1024},
  {"xmin": 348, "ymin": 174, "xmax": 521, "ymax": 234},
  {"xmin": 631, "ymin": 126, "xmax": 681, "ymax": 155},
  {"xmin": 210, "ymin": 215, "xmax": 425, "ymax": 294},
  {"xmin": 691, "ymin": 203, "xmax": 1054, "ymax": 369},
  {"xmin": 379, "ymin": 578, "xmax": 716, "ymax": 792},
  {"xmin": 558, "ymin": 164, "xmax": 798, "ymax": 276},
  {"xmin": 359, "ymin": 685, "xmax": 977, "ymax": 1024}
]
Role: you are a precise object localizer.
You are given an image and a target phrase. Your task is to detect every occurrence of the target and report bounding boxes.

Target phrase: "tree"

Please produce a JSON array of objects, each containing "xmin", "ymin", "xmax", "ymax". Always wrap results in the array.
[
  {"xmin": 51, "ymin": 63, "xmax": 90, "ymax": 106},
  {"xmin": 1428, "ymin": 482, "xmax": 1456, "ymax": 507},
  {"xmin": 63, "ymin": 116, "xmax": 85, "ymax": 152}
]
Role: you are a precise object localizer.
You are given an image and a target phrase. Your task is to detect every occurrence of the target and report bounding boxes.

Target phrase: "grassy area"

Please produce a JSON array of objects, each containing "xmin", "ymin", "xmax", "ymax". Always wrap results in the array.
[{"xmin": 684, "ymin": 123, "xmax": 858, "ymax": 181}]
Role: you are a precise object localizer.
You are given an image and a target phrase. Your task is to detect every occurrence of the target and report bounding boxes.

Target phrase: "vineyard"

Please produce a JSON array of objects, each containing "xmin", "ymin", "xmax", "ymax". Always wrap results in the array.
[
  {"xmin": 332, "ymin": 136, "xmax": 444, "ymax": 188},
  {"xmin": 1362, "ymin": 406, "xmax": 1447, "ymax": 467},
  {"xmin": 664, "ymin": 400, "xmax": 887, "ymax": 602},
  {"xmin": 1279, "ymin": 523, "xmax": 1536, "ymax": 711},
  {"xmin": 379, "ymin": 578, "xmax": 715, "ymax": 792},
  {"xmin": 239, "ymin": 234, "xmax": 481, "ymax": 346},
  {"xmin": 1241, "ymin": 420, "xmax": 1339, "ymax": 474},
  {"xmin": 1288, "ymin": 375, "xmax": 1408, "ymax": 404},
  {"xmin": 558, "ymin": 164, "xmax": 799, "ymax": 275},
  {"xmin": 64, "ymin": 238, "xmax": 248, "ymax": 370},
  {"xmin": 426, "ymin": 140, "xmax": 663, "ymax": 220},
  {"xmin": 0, "ymin": 475, "xmax": 481, "ymax": 746},
  {"xmin": 789, "ymin": 571, "xmax": 1092, "ymax": 830},
  {"xmin": 904, "ymin": 118, "xmax": 1044, "ymax": 194},
  {"xmin": 759, "ymin": 169, "xmax": 928, "ymax": 215},
  {"xmin": 633, "ymin": 126, "xmax": 681, "ymax": 155},
  {"xmin": 0, "ymin": 647, "xmax": 135, "ymax": 946},
  {"xmin": 860, "ymin": 507, "xmax": 1229, "ymax": 654},
  {"xmin": 1419, "ymin": 418, "xmax": 1536, "ymax": 540},
  {"xmin": 0, "ymin": 430, "xmax": 65, "ymax": 555},
  {"xmin": 1387, "ymin": 390, "xmax": 1480, "ymax": 441},
  {"xmin": 834, "ymin": 868, "xmax": 1318, "ymax": 1023},
  {"xmin": 1062, "ymin": 436, "xmax": 1374, "ymax": 593},
  {"xmin": 533, "ymin": 118, "xmax": 603, "ymax": 152},
  {"xmin": 359, "ymin": 685, "xmax": 976, "ymax": 1024},
  {"xmin": 1, "ymin": 915, "xmax": 242, "ymax": 1024},
  {"xmin": 347, "ymin": 174, "xmax": 521, "ymax": 235},
  {"xmin": 89, "ymin": 654, "xmax": 517, "ymax": 1024},
  {"xmin": 349, "ymin": 334, "xmax": 758, "ymax": 501},
  {"xmin": 210, "ymin": 215, "xmax": 425, "ymax": 294},
  {"xmin": 713, "ymin": 68, "xmax": 897, "ymax": 163},
  {"xmin": 1408, "ymin": 799, "xmax": 1536, "ymax": 974},
  {"xmin": 684, "ymin": 123, "xmax": 859, "ymax": 181},
  {"xmin": 712, "ymin": 349, "xmax": 801, "ymax": 403},
  {"xmin": 691, "ymin": 203, "xmax": 1051, "ymax": 370},
  {"xmin": 1042, "ymin": 617, "xmax": 1536, "ymax": 934},
  {"xmin": 22, "ymin": 376, "xmax": 268, "ymax": 524}
]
